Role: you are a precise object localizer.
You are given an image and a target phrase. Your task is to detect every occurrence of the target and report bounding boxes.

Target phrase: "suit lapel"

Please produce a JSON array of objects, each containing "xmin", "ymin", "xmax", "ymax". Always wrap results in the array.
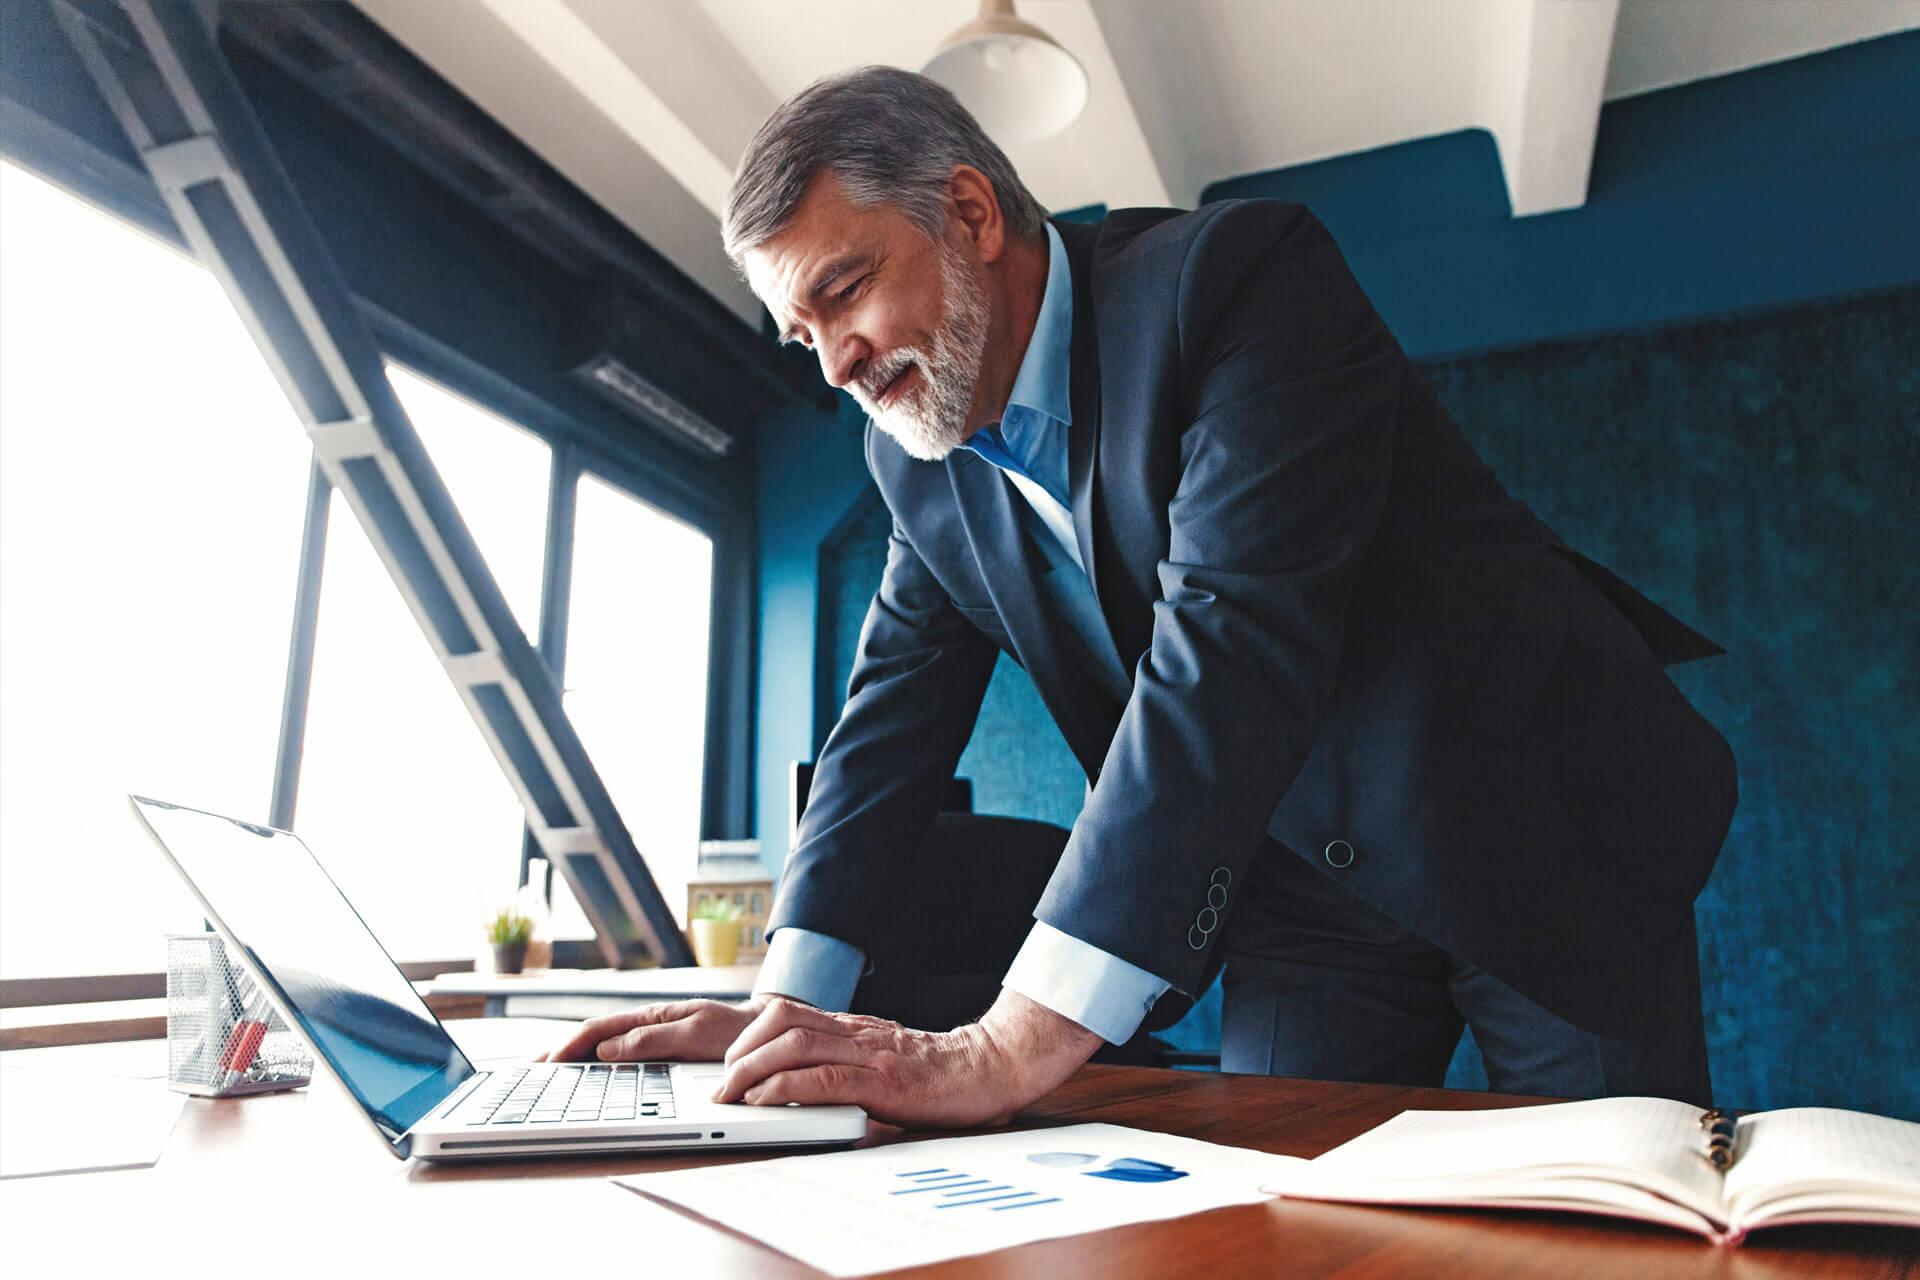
[
  {"xmin": 1058, "ymin": 219, "xmax": 1159, "ymax": 674},
  {"xmin": 945, "ymin": 451, "xmax": 1116, "ymax": 777},
  {"xmin": 1057, "ymin": 221, "xmax": 1105, "ymax": 618}
]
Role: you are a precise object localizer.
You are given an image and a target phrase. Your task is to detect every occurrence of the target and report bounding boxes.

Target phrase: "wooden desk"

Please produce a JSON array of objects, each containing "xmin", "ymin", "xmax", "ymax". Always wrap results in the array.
[{"xmin": 1, "ymin": 1022, "xmax": 1912, "ymax": 1277}]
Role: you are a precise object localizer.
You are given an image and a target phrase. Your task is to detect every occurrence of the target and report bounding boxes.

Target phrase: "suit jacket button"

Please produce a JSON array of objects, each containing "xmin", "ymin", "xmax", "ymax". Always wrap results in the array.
[{"xmin": 1324, "ymin": 839, "xmax": 1355, "ymax": 869}]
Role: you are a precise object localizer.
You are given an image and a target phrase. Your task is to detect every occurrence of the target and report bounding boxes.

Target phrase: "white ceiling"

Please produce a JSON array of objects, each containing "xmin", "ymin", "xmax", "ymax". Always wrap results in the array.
[{"xmin": 352, "ymin": 0, "xmax": 1920, "ymax": 325}]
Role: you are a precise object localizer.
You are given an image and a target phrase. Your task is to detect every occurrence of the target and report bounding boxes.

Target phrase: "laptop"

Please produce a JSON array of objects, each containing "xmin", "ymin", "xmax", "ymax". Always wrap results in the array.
[{"xmin": 130, "ymin": 795, "xmax": 866, "ymax": 1161}]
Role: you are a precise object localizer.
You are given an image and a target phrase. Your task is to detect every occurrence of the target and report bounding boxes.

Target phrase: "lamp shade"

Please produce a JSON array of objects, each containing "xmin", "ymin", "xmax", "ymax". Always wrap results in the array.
[{"xmin": 922, "ymin": 0, "xmax": 1088, "ymax": 144}]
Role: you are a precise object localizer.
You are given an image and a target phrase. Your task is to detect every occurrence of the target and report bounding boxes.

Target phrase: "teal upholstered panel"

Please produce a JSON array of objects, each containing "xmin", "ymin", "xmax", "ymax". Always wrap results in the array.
[{"xmin": 1420, "ymin": 287, "xmax": 1919, "ymax": 1114}]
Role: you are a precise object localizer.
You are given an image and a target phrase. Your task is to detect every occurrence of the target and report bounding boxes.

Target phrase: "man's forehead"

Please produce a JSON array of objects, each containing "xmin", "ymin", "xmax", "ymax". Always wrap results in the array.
[
  {"xmin": 745, "ymin": 231, "xmax": 861, "ymax": 310},
  {"xmin": 745, "ymin": 175, "xmax": 897, "ymax": 312}
]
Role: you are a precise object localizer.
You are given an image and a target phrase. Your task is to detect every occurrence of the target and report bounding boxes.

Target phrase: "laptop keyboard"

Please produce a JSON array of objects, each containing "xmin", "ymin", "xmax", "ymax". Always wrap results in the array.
[{"xmin": 465, "ymin": 1062, "xmax": 675, "ymax": 1125}]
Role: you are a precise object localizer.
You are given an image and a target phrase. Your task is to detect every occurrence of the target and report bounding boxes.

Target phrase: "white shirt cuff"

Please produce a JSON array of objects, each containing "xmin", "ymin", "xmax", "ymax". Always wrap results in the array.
[
  {"xmin": 1002, "ymin": 921, "xmax": 1171, "ymax": 1045},
  {"xmin": 753, "ymin": 927, "xmax": 865, "ymax": 1012}
]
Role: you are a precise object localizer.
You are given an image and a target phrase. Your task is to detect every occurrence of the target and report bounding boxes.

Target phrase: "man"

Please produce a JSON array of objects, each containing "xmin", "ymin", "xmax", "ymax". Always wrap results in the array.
[{"xmin": 543, "ymin": 67, "xmax": 1736, "ymax": 1126}]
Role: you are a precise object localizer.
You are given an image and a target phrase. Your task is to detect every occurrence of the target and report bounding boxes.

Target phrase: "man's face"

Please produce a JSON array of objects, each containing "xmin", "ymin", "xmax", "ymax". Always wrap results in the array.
[{"xmin": 746, "ymin": 172, "xmax": 991, "ymax": 461}]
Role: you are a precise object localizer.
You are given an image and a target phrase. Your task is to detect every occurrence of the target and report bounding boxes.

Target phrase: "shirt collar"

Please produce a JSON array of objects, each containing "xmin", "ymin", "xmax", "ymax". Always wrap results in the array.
[{"xmin": 1002, "ymin": 221, "xmax": 1073, "ymax": 428}]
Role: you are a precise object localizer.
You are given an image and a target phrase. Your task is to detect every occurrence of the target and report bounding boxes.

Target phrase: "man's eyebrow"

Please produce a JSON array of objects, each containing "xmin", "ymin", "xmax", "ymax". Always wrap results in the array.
[
  {"xmin": 776, "ymin": 253, "xmax": 872, "ymax": 344},
  {"xmin": 807, "ymin": 252, "xmax": 871, "ymax": 302}
]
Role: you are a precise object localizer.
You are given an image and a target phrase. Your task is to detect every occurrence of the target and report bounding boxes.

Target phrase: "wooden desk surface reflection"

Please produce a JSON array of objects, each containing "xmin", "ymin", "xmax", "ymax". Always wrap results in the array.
[{"xmin": 0, "ymin": 1023, "xmax": 1912, "ymax": 1277}]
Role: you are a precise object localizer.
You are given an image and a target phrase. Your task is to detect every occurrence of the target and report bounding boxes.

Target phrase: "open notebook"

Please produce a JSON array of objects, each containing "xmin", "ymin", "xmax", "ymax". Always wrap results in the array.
[{"xmin": 1265, "ymin": 1097, "xmax": 1920, "ymax": 1244}]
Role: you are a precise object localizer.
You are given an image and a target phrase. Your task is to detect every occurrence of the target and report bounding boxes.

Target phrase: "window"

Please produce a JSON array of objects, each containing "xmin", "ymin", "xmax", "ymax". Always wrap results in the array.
[
  {"xmin": 551, "ymin": 470, "xmax": 713, "ymax": 935},
  {"xmin": 290, "ymin": 366, "xmax": 551, "ymax": 961},
  {"xmin": 0, "ymin": 161, "xmax": 310, "ymax": 977},
  {"xmin": 0, "ymin": 155, "xmax": 734, "ymax": 984}
]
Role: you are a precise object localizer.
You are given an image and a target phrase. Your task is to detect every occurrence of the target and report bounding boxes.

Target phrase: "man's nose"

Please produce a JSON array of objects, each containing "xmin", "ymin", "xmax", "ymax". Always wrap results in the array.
[{"xmin": 819, "ymin": 332, "xmax": 869, "ymax": 391}]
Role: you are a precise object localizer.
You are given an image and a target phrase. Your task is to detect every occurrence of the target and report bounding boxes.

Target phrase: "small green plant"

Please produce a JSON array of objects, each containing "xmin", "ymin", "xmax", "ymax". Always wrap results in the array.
[
  {"xmin": 487, "ymin": 908, "xmax": 534, "ymax": 946},
  {"xmin": 690, "ymin": 897, "xmax": 742, "ymax": 923}
]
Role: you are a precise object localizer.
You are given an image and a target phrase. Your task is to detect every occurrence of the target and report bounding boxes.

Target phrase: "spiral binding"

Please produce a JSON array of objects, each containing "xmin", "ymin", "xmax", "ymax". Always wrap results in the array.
[{"xmin": 1698, "ymin": 1107, "xmax": 1738, "ymax": 1171}]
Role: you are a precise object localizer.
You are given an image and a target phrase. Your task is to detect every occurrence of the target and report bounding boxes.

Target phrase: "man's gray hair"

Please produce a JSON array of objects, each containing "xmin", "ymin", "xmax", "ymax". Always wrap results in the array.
[{"xmin": 723, "ymin": 65, "xmax": 1048, "ymax": 270}]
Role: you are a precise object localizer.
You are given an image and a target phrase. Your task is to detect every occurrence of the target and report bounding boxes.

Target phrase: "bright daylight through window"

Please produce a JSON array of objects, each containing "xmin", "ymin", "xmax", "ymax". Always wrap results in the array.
[
  {"xmin": 291, "ymin": 364, "xmax": 550, "ymax": 961},
  {"xmin": 557, "ymin": 472, "xmax": 713, "ymax": 935},
  {"xmin": 0, "ymin": 159, "xmax": 716, "ymax": 978},
  {"xmin": 0, "ymin": 160, "xmax": 305, "ymax": 977}
]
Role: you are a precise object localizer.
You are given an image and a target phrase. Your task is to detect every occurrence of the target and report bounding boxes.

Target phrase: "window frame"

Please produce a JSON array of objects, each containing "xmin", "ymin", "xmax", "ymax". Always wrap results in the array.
[
  {"xmin": 262, "ymin": 295, "xmax": 756, "ymax": 935},
  {"xmin": 367, "ymin": 318, "xmax": 757, "ymax": 848},
  {"xmin": 0, "ymin": 141, "xmax": 757, "ymax": 987}
]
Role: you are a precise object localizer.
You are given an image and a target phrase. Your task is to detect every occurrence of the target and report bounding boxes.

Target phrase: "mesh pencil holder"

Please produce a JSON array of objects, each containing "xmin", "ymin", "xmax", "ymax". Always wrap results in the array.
[{"xmin": 166, "ymin": 933, "xmax": 313, "ymax": 1097}]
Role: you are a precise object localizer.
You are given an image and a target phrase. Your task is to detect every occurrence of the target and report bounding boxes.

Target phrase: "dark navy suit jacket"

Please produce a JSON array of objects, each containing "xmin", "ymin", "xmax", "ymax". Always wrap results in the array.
[{"xmin": 771, "ymin": 200, "xmax": 1738, "ymax": 1038}]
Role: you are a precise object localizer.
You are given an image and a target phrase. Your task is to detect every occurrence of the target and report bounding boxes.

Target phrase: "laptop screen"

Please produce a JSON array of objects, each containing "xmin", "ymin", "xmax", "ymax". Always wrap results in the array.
[{"xmin": 134, "ymin": 798, "xmax": 475, "ymax": 1139}]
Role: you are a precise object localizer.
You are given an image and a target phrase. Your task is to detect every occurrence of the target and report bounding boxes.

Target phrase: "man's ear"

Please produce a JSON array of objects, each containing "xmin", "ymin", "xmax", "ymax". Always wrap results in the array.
[{"xmin": 947, "ymin": 164, "xmax": 1006, "ymax": 264}]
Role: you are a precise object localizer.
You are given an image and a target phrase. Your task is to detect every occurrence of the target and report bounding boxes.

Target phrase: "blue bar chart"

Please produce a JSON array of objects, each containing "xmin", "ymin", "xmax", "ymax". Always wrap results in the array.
[{"xmin": 892, "ymin": 1166, "xmax": 1062, "ymax": 1211}]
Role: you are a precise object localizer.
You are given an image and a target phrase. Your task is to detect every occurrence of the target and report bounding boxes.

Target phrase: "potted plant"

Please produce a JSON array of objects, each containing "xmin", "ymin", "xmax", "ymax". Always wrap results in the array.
[
  {"xmin": 487, "ymin": 908, "xmax": 534, "ymax": 975},
  {"xmin": 688, "ymin": 897, "xmax": 743, "ymax": 967}
]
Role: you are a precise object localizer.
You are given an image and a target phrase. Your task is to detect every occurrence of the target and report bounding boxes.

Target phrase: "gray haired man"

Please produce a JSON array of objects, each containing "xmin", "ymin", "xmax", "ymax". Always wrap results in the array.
[{"xmin": 545, "ymin": 67, "xmax": 1735, "ymax": 1128}]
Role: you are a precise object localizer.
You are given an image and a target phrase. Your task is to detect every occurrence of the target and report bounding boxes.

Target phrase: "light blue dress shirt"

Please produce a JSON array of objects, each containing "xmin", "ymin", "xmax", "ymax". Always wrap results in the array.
[{"xmin": 756, "ymin": 224, "xmax": 1172, "ymax": 1045}]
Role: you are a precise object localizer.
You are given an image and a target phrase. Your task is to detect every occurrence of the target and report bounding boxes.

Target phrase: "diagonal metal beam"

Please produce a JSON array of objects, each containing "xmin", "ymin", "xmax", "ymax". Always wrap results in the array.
[{"xmin": 57, "ymin": 0, "xmax": 692, "ymax": 968}]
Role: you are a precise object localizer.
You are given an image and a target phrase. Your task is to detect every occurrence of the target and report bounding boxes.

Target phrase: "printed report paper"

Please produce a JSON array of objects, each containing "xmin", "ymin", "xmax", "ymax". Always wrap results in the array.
[
  {"xmin": 616, "ymin": 1122, "xmax": 1306, "ymax": 1276},
  {"xmin": 0, "ymin": 1067, "xmax": 187, "ymax": 1180}
]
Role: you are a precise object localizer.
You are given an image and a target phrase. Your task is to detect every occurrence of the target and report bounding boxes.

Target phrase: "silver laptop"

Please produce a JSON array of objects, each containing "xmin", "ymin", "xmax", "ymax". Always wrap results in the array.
[{"xmin": 131, "ymin": 795, "xmax": 866, "ymax": 1161}]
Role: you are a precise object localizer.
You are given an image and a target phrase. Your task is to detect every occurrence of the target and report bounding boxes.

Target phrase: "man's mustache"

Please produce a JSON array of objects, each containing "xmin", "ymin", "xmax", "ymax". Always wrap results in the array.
[{"xmin": 861, "ymin": 351, "xmax": 919, "ymax": 405}]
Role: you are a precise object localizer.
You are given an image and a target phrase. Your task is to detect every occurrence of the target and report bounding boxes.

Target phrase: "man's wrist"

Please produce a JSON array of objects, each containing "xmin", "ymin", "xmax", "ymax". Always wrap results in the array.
[
  {"xmin": 973, "ymin": 988, "xmax": 1103, "ymax": 1105},
  {"xmin": 756, "ymin": 991, "xmax": 811, "ymax": 1009}
]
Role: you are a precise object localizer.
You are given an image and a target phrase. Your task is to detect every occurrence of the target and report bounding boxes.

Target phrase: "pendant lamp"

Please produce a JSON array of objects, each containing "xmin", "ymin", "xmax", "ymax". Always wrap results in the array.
[{"xmin": 922, "ymin": 0, "xmax": 1089, "ymax": 144}]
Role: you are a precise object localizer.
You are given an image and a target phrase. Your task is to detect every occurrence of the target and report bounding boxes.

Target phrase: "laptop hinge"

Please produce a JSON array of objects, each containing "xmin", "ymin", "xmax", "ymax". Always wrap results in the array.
[{"xmin": 426, "ymin": 1071, "xmax": 489, "ymax": 1125}]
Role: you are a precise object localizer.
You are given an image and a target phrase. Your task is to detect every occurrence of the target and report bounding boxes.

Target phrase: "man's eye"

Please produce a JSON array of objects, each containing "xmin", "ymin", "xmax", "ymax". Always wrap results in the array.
[{"xmin": 838, "ymin": 275, "xmax": 868, "ymax": 300}]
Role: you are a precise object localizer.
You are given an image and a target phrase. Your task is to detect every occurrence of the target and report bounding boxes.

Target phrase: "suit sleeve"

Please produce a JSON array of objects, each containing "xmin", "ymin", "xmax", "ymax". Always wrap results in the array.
[
  {"xmin": 1034, "ymin": 202, "xmax": 1406, "ymax": 996},
  {"xmin": 766, "ymin": 438, "xmax": 1000, "ymax": 948}
]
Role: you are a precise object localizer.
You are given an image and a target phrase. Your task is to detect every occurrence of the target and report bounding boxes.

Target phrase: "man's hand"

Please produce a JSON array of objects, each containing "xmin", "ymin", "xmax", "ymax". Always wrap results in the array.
[
  {"xmin": 712, "ymin": 989, "xmax": 1103, "ymax": 1128},
  {"xmin": 534, "ymin": 995, "xmax": 776, "ymax": 1064}
]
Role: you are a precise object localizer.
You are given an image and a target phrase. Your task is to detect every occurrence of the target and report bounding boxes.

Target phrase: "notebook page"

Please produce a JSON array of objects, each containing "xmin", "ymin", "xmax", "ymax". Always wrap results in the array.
[
  {"xmin": 1294, "ymin": 1097, "xmax": 1723, "ymax": 1213},
  {"xmin": 1724, "ymin": 1108, "xmax": 1920, "ymax": 1218}
]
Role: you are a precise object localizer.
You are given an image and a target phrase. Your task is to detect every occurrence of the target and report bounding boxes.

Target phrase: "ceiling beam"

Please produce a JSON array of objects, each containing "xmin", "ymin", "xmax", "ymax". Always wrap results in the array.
[
  {"xmin": 1477, "ymin": 0, "xmax": 1622, "ymax": 217},
  {"xmin": 476, "ymin": 0, "xmax": 775, "ymax": 222},
  {"xmin": 351, "ymin": 0, "xmax": 762, "ymax": 323}
]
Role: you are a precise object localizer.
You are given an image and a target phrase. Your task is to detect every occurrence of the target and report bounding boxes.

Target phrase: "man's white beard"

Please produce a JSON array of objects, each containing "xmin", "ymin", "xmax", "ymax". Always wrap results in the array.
[{"xmin": 853, "ymin": 240, "xmax": 989, "ymax": 462}]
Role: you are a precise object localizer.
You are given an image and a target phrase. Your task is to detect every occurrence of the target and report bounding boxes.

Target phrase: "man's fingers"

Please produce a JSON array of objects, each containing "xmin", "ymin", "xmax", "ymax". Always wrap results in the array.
[
  {"xmin": 539, "ymin": 1014, "xmax": 644, "ymax": 1063},
  {"xmin": 741, "ymin": 1063, "xmax": 876, "ymax": 1109},
  {"xmin": 723, "ymin": 998, "xmax": 854, "ymax": 1069},
  {"xmin": 595, "ymin": 1012, "xmax": 721, "ymax": 1062},
  {"xmin": 714, "ymin": 1025, "xmax": 873, "ymax": 1102},
  {"xmin": 546, "ymin": 1006, "xmax": 671, "ymax": 1062},
  {"xmin": 540, "ymin": 1001, "xmax": 712, "ymax": 1062}
]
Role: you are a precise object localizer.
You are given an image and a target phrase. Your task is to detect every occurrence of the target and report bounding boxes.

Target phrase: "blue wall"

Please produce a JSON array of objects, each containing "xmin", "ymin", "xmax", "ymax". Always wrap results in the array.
[
  {"xmin": 754, "ymin": 34, "xmax": 1919, "ymax": 1106},
  {"xmin": 754, "ymin": 396, "xmax": 872, "ymax": 858},
  {"xmin": 1203, "ymin": 32, "xmax": 1920, "ymax": 360}
]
